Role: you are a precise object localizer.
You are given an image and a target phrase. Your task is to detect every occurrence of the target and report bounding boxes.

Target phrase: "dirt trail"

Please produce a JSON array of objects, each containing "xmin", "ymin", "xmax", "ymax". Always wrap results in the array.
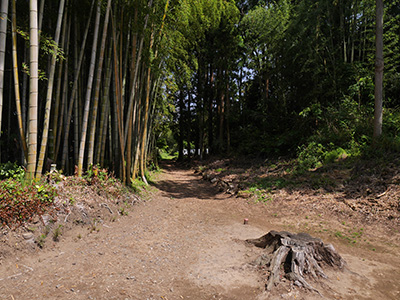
[{"xmin": 1, "ymin": 164, "xmax": 400, "ymax": 299}]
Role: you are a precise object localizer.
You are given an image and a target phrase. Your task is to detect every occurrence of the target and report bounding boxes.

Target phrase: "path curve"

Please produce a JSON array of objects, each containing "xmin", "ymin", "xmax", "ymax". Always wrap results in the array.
[
  {"xmin": 1, "ymin": 163, "xmax": 399, "ymax": 299},
  {"xmin": 0, "ymin": 164, "xmax": 266, "ymax": 300}
]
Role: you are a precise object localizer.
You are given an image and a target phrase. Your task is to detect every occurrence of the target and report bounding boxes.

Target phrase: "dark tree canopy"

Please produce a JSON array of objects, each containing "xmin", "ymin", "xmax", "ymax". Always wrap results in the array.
[{"xmin": 0, "ymin": 0, "xmax": 399, "ymax": 181}]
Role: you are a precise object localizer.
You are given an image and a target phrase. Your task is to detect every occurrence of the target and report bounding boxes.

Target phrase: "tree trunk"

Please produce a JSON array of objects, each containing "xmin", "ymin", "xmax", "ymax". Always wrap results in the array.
[
  {"xmin": 225, "ymin": 80, "xmax": 230, "ymax": 154},
  {"xmin": 197, "ymin": 60, "xmax": 206, "ymax": 159},
  {"xmin": 22, "ymin": 47, "xmax": 28, "ymax": 138},
  {"xmin": 72, "ymin": 16, "xmax": 79, "ymax": 164},
  {"xmin": 373, "ymin": 0, "xmax": 384, "ymax": 140},
  {"xmin": 187, "ymin": 91, "xmax": 192, "ymax": 159},
  {"xmin": 77, "ymin": 1, "xmax": 101, "ymax": 176},
  {"xmin": 131, "ymin": 73, "xmax": 144, "ymax": 180},
  {"xmin": 50, "ymin": 8, "xmax": 68, "ymax": 161},
  {"xmin": 27, "ymin": 0, "xmax": 39, "ymax": 180},
  {"xmin": 140, "ymin": 59, "xmax": 153, "ymax": 185},
  {"xmin": 99, "ymin": 103, "xmax": 110, "ymax": 167},
  {"xmin": 124, "ymin": 14, "xmax": 144, "ymax": 145},
  {"xmin": 60, "ymin": 0, "xmax": 95, "ymax": 170},
  {"xmin": 96, "ymin": 43, "xmax": 113, "ymax": 164},
  {"xmin": 218, "ymin": 70, "xmax": 225, "ymax": 152},
  {"xmin": 178, "ymin": 90, "xmax": 184, "ymax": 161},
  {"xmin": 111, "ymin": 12, "xmax": 126, "ymax": 182},
  {"xmin": 10, "ymin": 0, "xmax": 28, "ymax": 162},
  {"xmin": 208, "ymin": 66, "xmax": 214, "ymax": 153},
  {"xmin": 87, "ymin": 0, "xmax": 112, "ymax": 167},
  {"xmin": 0, "ymin": 0, "xmax": 8, "ymax": 145},
  {"xmin": 38, "ymin": 0, "xmax": 44, "ymax": 33},
  {"xmin": 36, "ymin": 0, "xmax": 65, "ymax": 178}
]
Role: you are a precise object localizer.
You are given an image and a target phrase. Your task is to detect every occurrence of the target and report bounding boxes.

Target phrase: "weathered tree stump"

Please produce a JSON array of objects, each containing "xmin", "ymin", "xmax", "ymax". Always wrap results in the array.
[{"xmin": 247, "ymin": 231, "xmax": 346, "ymax": 294}]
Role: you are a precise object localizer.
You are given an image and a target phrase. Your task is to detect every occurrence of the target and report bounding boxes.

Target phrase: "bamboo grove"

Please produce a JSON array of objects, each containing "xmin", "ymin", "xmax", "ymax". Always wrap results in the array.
[
  {"xmin": 0, "ymin": 0, "xmax": 173, "ymax": 183},
  {"xmin": 0, "ymin": 0, "xmax": 399, "ymax": 184}
]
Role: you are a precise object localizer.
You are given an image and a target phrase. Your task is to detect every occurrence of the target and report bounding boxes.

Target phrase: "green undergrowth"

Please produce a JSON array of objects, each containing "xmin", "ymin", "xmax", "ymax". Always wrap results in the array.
[
  {"xmin": 159, "ymin": 149, "xmax": 178, "ymax": 160},
  {"xmin": 0, "ymin": 163, "xmax": 134, "ymax": 229},
  {"xmin": 0, "ymin": 177, "xmax": 57, "ymax": 228},
  {"xmin": 203, "ymin": 143, "xmax": 400, "ymax": 202},
  {"xmin": 0, "ymin": 162, "xmax": 58, "ymax": 228},
  {"xmin": 334, "ymin": 227, "xmax": 364, "ymax": 244},
  {"xmin": 130, "ymin": 165, "xmax": 161, "ymax": 194}
]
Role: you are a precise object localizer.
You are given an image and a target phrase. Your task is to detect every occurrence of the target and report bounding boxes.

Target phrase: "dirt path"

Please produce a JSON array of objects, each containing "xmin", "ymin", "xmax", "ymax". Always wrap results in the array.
[{"xmin": 1, "ymin": 164, "xmax": 400, "ymax": 299}]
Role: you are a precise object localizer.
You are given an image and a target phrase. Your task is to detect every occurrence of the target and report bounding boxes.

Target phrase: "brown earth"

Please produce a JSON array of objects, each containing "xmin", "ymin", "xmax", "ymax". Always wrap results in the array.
[{"xmin": 0, "ymin": 162, "xmax": 400, "ymax": 299}]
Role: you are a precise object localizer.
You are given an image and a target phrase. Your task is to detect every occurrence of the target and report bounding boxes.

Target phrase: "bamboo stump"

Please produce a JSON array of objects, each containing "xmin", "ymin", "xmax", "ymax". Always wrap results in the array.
[{"xmin": 247, "ymin": 231, "xmax": 346, "ymax": 294}]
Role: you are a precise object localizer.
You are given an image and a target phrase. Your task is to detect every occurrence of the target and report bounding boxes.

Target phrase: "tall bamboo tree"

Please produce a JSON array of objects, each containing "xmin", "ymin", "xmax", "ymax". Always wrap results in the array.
[
  {"xmin": 26, "ymin": 0, "xmax": 39, "ymax": 180},
  {"xmin": 60, "ymin": 0, "xmax": 95, "ymax": 170},
  {"xmin": 11, "ymin": 0, "xmax": 28, "ymax": 161},
  {"xmin": 0, "ymin": 0, "xmax": 8, "ymax": 143},
  {"xmin": 36, "ymin": 0, "xmax": 65, "ymax": 178},
  {"xmin": 373, "ymin": 0, "xmax": 384, "ymax": 139},
  {"xmin": 87, "ymin": 0, "xmax": 112, "ymax": 167},
  {"xmin": 77, "ymin": 0, "xmax": 101, "ymax": 176}
]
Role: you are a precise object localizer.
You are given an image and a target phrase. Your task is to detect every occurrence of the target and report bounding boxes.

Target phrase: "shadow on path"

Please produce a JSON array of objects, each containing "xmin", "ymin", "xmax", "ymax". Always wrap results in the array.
[{"xmin": 154, "ymin": 162, "xmax": 223, "ymax": 200}]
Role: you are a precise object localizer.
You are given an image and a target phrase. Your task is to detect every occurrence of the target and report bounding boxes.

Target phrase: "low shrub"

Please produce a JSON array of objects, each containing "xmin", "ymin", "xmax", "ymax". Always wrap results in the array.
[
  {"xmin": 0, "ymin": 162, "xmax": 25, "ymax": 181},
  {"xmin": 0, "ymin": 179, "xmax": 57, "ymax": 228},
  {"xmin": 297, "ymin": 142, "xmax": 325, "ymax": 170}
]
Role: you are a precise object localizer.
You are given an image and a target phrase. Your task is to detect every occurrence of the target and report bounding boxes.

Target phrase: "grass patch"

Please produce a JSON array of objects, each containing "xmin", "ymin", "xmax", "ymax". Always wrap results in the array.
[
  {"xmin": 159, "ymin": 150, "xmax": 177, "ymax": 160},
  {"xmin": 243, "ymin": 187, "xmax": 273, "ymax": 203},
  {"xmin": 53, "ymin": 224, "xmax": 63, "ymax": 241},
  {"xmin": 334, "ymin": 227, "xmax": 365, "ymax": 244}
]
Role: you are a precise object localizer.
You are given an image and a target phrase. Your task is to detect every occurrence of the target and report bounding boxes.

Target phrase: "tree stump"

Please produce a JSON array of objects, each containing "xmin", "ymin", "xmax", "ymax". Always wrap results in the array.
[{"xmin": 247, "ymin": 231, "xmax": 346, "ymax": 294}]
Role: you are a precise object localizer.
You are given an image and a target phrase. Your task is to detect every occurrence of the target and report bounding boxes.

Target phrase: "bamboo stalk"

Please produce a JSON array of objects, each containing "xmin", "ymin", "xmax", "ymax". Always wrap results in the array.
[
  {"xmin": 111, "ymin": 9, "xmax": 126, "ymax": 182},
  {"xmin": 10, "ymin": 0, "xmax": 28, "ymax": 161},
  {"xmin": 0, "ymin": 0, "xmax": 8, "ymax": 142},
  {"xmin": 36, "ymin": 0, "xmax": 65, "ymax": 178},
  {"xmin": 60, "ymin": 0, "xmax": 95, "ymax": 170},
  {"xmin": 87, "ymin": 0, "xmax": 112, "ymax": 167},
  {"xmin": 26, "ymin": 0, "xmax": 39, "ymax": 180},
  {"xmin": 51, "ymin": 7, "xmax": 68, "ymax": 161},
  {"xmin": 77, "ymin": 1, "xmax": 101, "ymax": 176},
  {"xmin": 96, "ymin": 43, "xmax": 113, "ymax": 164}
]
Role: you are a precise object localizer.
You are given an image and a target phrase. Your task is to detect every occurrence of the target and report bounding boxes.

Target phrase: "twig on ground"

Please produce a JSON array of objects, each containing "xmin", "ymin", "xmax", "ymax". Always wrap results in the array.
[
  {"xmin": 21, "ymin": 265, "xmax": 33, "ymax": 272},
  {"xmin": 101, "ymin": 203, "xmax": 113, "ymax": 214},
  {"xmin": 64, "ymin": 211, "xmax": 71, "ymax": 223}
]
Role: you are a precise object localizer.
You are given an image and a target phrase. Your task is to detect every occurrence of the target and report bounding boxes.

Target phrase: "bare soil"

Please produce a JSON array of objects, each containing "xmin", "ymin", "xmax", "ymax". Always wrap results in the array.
[{"xmin": 0, "ymin": 162, "xmax": 400, "ymax": 299}]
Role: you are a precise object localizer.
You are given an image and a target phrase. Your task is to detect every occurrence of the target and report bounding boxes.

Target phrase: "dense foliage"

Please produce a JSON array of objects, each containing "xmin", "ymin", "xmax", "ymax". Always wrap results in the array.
[
  {"xmin": 163, "ymin": 0, "xmax": 400, "ymax": 161},
  {"xmin": 0, "ymin": 0, "xmax": 399, "ymax": 185}
]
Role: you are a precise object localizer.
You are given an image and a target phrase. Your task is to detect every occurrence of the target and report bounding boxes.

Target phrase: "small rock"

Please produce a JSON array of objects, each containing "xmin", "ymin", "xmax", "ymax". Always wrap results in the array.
[
  {"xmin": 42, "ymin": 215, "xmax": 51, "ymax": 226},
  {"xmin": 22, "ymin": 233, "xmax": 34, "ymax": 240},
  {"xmin": 237, "ymin": 191, "xmax": 251, "ymax": 198}
]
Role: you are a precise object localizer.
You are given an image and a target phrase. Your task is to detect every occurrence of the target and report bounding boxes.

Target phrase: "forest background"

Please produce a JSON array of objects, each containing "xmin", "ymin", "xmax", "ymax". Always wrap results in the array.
[{"xmin": 0, "ymin": 0, "xmax": 398, "ymax": 185}]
